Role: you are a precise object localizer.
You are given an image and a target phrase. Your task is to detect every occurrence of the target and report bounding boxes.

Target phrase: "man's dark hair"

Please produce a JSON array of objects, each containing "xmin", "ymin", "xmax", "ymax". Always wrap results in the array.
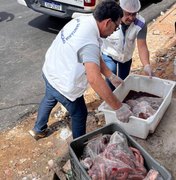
[{"xmin": 93, "ymin": 0, "xmax": 123, "ymax": 22}]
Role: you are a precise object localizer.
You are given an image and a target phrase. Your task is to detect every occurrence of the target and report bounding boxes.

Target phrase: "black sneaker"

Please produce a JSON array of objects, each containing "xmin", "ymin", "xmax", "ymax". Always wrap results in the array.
[{"xmin": 28, "ymin": 129, "xmax": 49, "ymax": 140}]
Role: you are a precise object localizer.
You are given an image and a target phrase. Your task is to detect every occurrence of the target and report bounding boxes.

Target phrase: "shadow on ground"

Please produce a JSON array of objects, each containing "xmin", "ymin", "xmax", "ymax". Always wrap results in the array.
[{"xmin": 28, "ymin": 15, "xmax": 69, "ymax": 34}]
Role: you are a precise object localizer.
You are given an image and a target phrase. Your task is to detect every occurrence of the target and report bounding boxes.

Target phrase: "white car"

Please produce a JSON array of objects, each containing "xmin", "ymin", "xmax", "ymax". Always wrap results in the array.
[{"xmin": 17, "ymin": 0, "xmax": 102, "ymax": 19}]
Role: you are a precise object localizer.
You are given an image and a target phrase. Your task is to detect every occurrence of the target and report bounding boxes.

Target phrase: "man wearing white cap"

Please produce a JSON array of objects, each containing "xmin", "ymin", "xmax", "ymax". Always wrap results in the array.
[{"xmin": 101, "ymin": 0, "xmax": 153, "ymax": 91}]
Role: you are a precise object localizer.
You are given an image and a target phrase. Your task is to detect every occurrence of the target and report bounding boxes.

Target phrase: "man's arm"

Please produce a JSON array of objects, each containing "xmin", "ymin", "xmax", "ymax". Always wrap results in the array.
[
  {"xmin": 84, "ymin": 62, "xmax": 122, "ymax": 110},
  {"xmin": 99, "ymin": 56, "xmax": 112, "ymax": 77},
  {"xmin": 78, "ymin": 44, "xmax": 122, "ymax": 109},
  {"xmin": 137, "ymin": 24, "xmax": 150, "ymax": 66},
  {"xmin": 137, "ymin": 38, "xmax": 150, "ymax": 66},
  {"xmin": 85, "ymin": 62, "xmax": 132, "ymax": 123},
  {"xmin": 137, "ymin": 24, "xmax": 153, "ymax": 77},
  {"xmin": 79, "ymin": 45, "xmax": 132, "ymax": 122}
]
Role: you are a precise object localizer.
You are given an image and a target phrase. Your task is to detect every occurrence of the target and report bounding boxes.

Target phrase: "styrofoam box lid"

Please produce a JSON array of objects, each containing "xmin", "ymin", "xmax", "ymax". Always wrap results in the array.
[{"xmin": 98, "ymin": 74, "xmax": 176, "ymax": 138}]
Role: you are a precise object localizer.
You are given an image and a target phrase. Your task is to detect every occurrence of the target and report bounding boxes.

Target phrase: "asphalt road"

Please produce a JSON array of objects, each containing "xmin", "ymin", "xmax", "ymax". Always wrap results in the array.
[
  {"xmin": 0, "ymin": 0, "xmax": 175, "ymax": 131},
  {"xmin": 0, "ymin": 0, "xmax": 69, "ymax": 131}
]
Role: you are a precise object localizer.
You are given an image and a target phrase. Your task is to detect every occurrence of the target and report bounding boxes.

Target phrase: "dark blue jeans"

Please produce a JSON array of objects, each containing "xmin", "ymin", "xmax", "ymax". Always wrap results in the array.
[
  {"xmin": 33, "ymin": 76, "xmax": 88, "ymax": 139},
  {"xmin": 102, "ymin": 54, "xmax": 132, "ymax": 91}
]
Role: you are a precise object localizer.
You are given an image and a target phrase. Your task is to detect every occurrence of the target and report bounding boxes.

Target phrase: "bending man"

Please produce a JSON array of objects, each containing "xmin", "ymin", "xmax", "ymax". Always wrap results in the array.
[{"xmin": 29, "ymin": 0, "xmax": 133, "ymax": 140}]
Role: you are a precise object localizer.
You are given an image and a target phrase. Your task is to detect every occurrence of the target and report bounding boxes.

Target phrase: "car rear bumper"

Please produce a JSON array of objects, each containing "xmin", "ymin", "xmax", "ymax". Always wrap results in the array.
[{"xmin": 22, "ymin": 0, "xmax": 93, "ymax": 19}]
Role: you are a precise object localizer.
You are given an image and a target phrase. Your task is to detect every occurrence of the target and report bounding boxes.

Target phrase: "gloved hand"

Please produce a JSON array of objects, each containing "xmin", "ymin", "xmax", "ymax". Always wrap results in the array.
[
  {"xmin": 115, "ymin": 103, "xmax": 133, "ymax": 123},
  {"xmin": 108, "ymin": 73, "xmax": 124, "ymax": 88},
  {"xmin": 144, "ymin": 64, "xmax": 153, "ymax": 78}
]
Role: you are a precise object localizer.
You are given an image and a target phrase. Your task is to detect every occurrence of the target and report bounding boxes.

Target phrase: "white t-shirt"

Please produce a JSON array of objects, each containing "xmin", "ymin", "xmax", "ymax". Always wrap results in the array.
[{"xmin": 43, "ymin": 15, "xmax": 101, "ymax": 101}]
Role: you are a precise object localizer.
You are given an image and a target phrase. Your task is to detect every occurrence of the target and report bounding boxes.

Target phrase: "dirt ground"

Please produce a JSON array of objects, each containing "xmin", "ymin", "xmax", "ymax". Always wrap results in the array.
[{"xmin": 0, "ymin": 4, "xmax": 176, "ymax": 180}]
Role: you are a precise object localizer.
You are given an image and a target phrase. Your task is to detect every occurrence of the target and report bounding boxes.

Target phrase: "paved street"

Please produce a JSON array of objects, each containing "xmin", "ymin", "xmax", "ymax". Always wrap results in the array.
[
  {"xmin": 0, "ymin": 0, "xmax": 68, "ymax": 131},
  {"xmin": 0, "ymin": 0, "xmax": 175, "ymax": 132}
]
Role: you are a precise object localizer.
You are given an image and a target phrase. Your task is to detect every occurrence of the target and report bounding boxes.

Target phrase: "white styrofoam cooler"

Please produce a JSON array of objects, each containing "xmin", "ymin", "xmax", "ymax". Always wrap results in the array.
[{"xmin": 98, "ymin": 74, "xmax": 176, "ymax": 139}]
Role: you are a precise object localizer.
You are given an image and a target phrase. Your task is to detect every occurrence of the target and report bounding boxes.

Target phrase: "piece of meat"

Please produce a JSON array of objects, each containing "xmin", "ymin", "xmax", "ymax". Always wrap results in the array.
[
  {"xmin": 103, "ymin": 145, "xmax": 135, "ymax": 168},
  {"xmin": 88, "ymin": 155, "xmax": 133, "ymax": 179},
  {"xmin": 143, "ymin": 169, "xmax": 160, "ymax": 180},
  {"xmin": 136, "ymin": 97, "xmax": 163, "ymax": 110},
  {"xmin": 80, "ymin": 157, "xmax": 93, "ymax": 169},
  {"xmin": 126, "ymin": 99, "xmax": 139, "ymax": 108},
  {"xmin": 132, "ymin": 101, "xmax": 156, "ymax": 119},
  {"xmin": 125, "ymin": 96, "xmax": 163, "ymax": 119},
  {"xmin": 82, "ymin": 134, "xmax": 111, "ymax": 158},
  {"xmin": 109, "ymin": 131, "xmax": 134, "ymax": 156},
  {"xmin": 130, "ymin": 147, "xmax": 144, "ymax": 165}
]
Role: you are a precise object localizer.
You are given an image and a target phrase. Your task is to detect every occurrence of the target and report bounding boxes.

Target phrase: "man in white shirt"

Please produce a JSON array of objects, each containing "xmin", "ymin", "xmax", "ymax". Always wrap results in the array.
[
  {"xmin": 29, "ymin": 0, "xmax": 133, "ymax": 140},
  {"xmin": 101, "ymin": 0, "xmax": 153, "ymax": 91}
]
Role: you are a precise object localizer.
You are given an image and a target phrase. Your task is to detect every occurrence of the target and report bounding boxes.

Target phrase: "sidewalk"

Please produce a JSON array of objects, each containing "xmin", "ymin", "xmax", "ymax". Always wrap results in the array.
[{"xmin": 135, "ymin": 97, "xmax": 176, "ymax": 178}]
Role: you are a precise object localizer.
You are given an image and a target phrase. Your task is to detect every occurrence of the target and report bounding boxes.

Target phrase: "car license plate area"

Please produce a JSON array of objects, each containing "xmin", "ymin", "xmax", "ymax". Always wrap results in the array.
[{"xmin": 42, "ymin": 1, "xmax": 63, "ymax": 11}]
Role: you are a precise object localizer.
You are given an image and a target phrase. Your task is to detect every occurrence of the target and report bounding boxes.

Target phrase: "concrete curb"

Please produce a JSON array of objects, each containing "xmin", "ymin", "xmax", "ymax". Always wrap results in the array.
[{"xmin": 140, "ymin": 0, "xmax": 176, "ymax": 24}]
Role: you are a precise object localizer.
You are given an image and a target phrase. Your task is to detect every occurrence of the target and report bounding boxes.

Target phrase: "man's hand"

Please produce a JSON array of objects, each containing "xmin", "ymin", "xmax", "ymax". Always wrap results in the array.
[
  {"xmin": 109, "ymin": 73, "xmax": 124, "ymax": 88},
  {"xmin": 144, "ymin": 64, "xmax": 153, "ymax": 78},
  {"xmin": 115, "ymin": 103, "xmax": 133, "ymax": 123}
]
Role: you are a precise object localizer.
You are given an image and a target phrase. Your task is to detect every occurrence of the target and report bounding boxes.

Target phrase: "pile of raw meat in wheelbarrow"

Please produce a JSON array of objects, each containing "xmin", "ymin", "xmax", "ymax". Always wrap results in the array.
[{"xmin": 80, "ymin": 131, "xmax": 163, "ymax": 179}]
